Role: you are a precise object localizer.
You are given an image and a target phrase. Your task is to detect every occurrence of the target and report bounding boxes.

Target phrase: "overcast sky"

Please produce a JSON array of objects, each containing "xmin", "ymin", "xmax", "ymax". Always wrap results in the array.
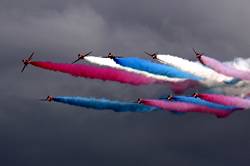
[{"xmin": 1, "ymin": 0, "xmax": 250, "ymax": 166}]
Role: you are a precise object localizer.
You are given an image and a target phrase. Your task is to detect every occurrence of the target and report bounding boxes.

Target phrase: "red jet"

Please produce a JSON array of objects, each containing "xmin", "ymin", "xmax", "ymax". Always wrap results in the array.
[
  {"xmin": 21, "ymin": 52, "xmax": 35, "ymax": 72},
  {"xmin": 40, "ymin": 96, "xmax": 54, "ymax": 102},
  {"xmin": 192, "ymin": 48, "xmax": 204, "ymax": 61},
  {"xmin": 167, "ymin": 95, "xmax": 173, "ymax": 101},
  {"xmin": 72, "ymin": 51, "xmax": 92, "ymax": 64},
  {"xmin": 106, "ymin": 52, "xmax": 116, "ymax": 59},
  {"xmin": 137, "ymin": 98, "xmax": 142, "ymax": 104},
  {"xmin": 192, "ymin": 92, "xmax": 199, "ymax": 98},
  {"xmin": 144, "ymin": 51, "xmax": 158, "ymax": 59}
]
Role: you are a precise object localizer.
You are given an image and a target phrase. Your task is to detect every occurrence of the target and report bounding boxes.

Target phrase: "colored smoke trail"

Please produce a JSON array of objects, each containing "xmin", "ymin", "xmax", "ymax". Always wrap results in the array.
[
  {"xmin": 30, "ymin": 61, "xmax": 198, "ymax": 93},
  {"xmin": 155, "ymin": 54, "xmax": 233, "ymax": 85},
  {"xmin": 53, "ymin": 96, "xmax": 158, "ymax": 112},
  {"xmin": 30, "ymin": 61, "xmax": 160, "ymax": 85},
  {"xmin": 84, "ymin": 56, "xmax": 185, "ymax": 82},
  {"xmin": 197, "ymin": 93, "xmax": 250, "ymax": 109},
  {"xmin": 84, "ymin": 56, "xmax": 200, "ymax": 93},
  {"xmin": 113, "ymin": 57, "xmax": 203, "ymax": 81},
  {"xmin": 165, "ymin": 96, "xmax": 239, "ymax": 111},
  {"xmin": 139, "ymin": 99, "xmax": 231, "ymax": 118},
  {"xmin": 199, "ymin": 55, "xmax": 250, "ymax": 81}
]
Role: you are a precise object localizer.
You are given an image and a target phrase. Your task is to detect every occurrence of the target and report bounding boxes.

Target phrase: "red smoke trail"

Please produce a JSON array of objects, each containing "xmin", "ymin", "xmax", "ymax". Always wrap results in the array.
[
  {"xmin": 30, "ymin": 61, "xmax": 160, "ymax": 85},
  {"xmin": 199, "ymin": 55, "xmax": 250, "ymax": 80},
  {"xmin": 140, "ymin": 99, "xmax": 232, "ymax": 118},
  {"xmin": 197, "ymin": 93, "xmax": 250, "ymax": 109}
]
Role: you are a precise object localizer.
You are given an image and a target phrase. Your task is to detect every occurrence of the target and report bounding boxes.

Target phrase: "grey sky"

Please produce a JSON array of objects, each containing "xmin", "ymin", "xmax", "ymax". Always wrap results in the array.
[{"xmin": 1, "ymin": 0, "xmax": 250, "ymax": 165}]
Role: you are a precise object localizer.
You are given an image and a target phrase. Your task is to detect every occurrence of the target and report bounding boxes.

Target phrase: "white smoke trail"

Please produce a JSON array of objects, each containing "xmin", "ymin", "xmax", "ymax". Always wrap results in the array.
[
  {"xmin": 84, "ymin": 56, "xmax": 185, "ymax": 82},
  {"xmin": 155, "ymin": 54, "xmax": 233, "ymax": 86}
]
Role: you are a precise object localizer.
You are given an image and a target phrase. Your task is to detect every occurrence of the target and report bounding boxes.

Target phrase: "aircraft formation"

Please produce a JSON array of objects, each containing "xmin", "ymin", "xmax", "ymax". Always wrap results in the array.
[{"xmin": 22, "ymin": 49, "xmax": 250, "ymax": 118}]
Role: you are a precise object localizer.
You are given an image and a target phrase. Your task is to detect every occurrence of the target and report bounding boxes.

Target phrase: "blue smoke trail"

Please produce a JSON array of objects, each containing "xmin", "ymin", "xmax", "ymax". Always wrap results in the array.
[
  {"xmin": 53, "ymin": 96, "xmax": 158, "ymax": 112},
  {"xmin": 113, "ymin": 57, "xmax": 203, "ymax": 81},
  {"xmin": 161, "ymin": 96, "xmax": 239, "ymax": 111}
]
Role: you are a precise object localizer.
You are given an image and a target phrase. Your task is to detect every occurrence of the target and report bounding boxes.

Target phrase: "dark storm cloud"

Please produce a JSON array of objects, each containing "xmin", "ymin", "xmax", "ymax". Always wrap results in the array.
[
  {"xmin": 1, "ymin": 0, "xmax": 250, "ymax": 59},
  {"xmin": 1, "ymin": 0, "xmax": 250, "ymax": 166}
]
